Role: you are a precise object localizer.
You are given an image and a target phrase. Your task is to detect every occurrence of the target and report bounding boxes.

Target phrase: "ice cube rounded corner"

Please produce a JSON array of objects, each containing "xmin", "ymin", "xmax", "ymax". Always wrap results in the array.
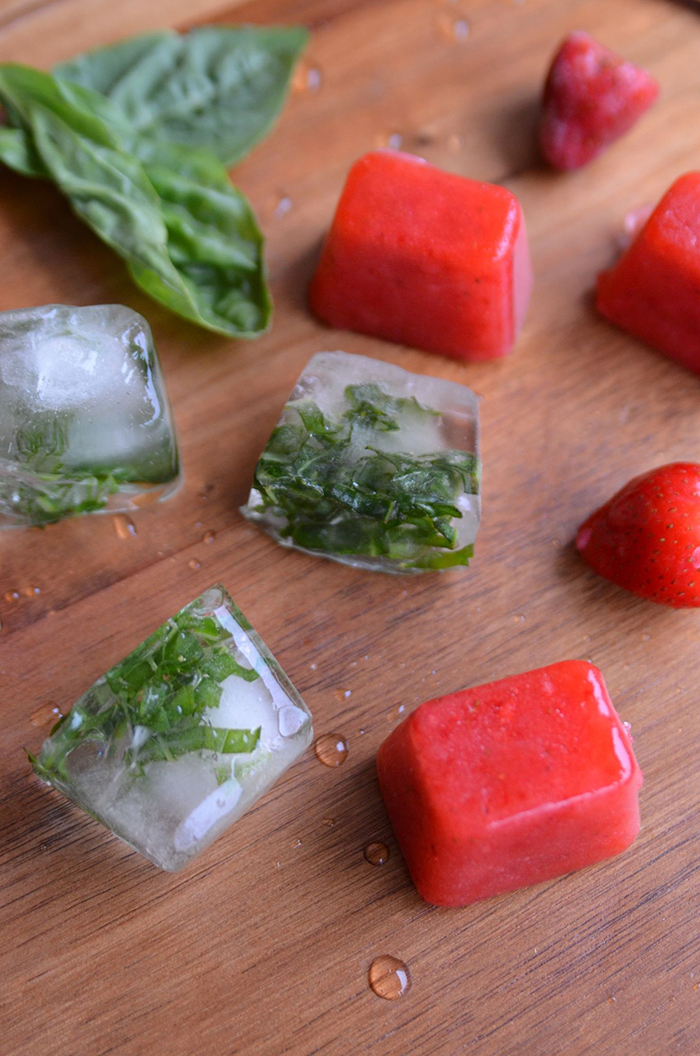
[
  {"xmin": 240, "ymin": 349, "xmax": 481, "ymax": 574},
  {"xmin": 0, "ymin": 302, "xmax": 180, "ymax": 528},
  {"xmin": 31, "ymin": 584, "xmax": 313, "ymax": 872},
  {"xmin": 377, "ymin": 660, "xmax": 642, "ymax": 907}
]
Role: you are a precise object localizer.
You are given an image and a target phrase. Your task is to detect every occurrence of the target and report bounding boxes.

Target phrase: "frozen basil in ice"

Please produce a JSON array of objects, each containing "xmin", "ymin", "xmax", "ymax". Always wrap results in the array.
[
  {"xmin": 242, "ymin": 351, "xmax": 481, "ymax": 573},
  {"xmin": 31, "ymin": 586, "xmax": 313, "ymax": 871},
  {"xmin": 0, "ymin": 303, "xmax": 179, "ymax": 527}
]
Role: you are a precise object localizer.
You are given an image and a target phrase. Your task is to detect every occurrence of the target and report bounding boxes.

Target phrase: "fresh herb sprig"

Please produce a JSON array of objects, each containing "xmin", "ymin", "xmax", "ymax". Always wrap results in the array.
[
  {"xmin": 249, "ymin": 383, "xmax": 480, "ymax": 570},
  {"xmin": 31, "ymin": 608, "xmax": 261, "ymax": 785},
  {"xmin": 0, "ymin": 26, "xmax": 307, "ymax": 336}
]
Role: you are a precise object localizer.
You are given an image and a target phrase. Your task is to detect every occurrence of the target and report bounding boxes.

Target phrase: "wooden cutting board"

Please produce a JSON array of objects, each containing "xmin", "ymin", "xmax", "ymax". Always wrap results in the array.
[{"xmin": 1, "ymin": 0, "xmax": 699, "ymax": 1052}]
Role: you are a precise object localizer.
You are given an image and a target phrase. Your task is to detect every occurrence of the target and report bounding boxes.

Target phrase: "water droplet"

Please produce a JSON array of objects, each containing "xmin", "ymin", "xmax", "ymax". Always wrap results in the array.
[
  {"xmin": 278, "ymin": 704, "xmax": 308, "ymax": 737},
  {"xmin": 514, "ymin": 614, "xmax": 526, "ymax": 623},
  {"xmin": 203, "ymin": 530, "xmax": 215, "ymax": 545},
  {"xmin": 291, "ymin": 838, "xmax": 302, "ymax": 849},
  {"xmin": 694, "ymin": 982, "xmax": 700, "ymax": 991},
  {"xmin": 22, "ymin": 585, "xmax": 41, "ymax": 597},
  {"xmin": 358, "ymin": 727, "xmax": 366, "ymax": 736},
  {"xmin": 617, "ymin": 204, "xmax": 654, "ymax": 251},
  {"xmin": 642, "ymin": 633, "xmax": 651, "ymax": 642},
  {"xmin": 113, "ymin": 514, "xmax": 137, "ymax": 540},
  {"xmin": 436, "ymin": 13, "xmax": 470, "ymax": 41},
  {"xmin": 30, "ymin": 703, "xmax": 63, "ymax": 727},
  {"xmin": 307, "ymin": 67, "xmax": 322, "ymax": 91},
  {"xmin": 388, "ymin": 703, "xmax": 405, "ymax": 722},
  {"xmin": 369, "ymin": 956, "xmax": 411, "ymax": 1000},
  {"xmin": 310, "ymin": 662, "xmax": 318, "ymax": 671},
  {"xmin": 189, "ymin": 558, "xmax": 202, "ymax": 570},
  {"xmin": 314, "ymin": 733, "xmax": 348, "ymax": 767},
  {"xmin": 4, "ymin": 590, "xmax": 19, "ymax": 602},
  {"xmin": 292, "ymin": 58, "xmax": 322, "ymax": 93},
  {"xmin": 364, "ymin": 841, "xmax": 390, "ymax": 866},
  {"xmin": 273, "ymin": 194, "xmax": 293, "ymax": 218},
  {"xmin": 334, "ymin": 687, "xmax": 352, "ymax": 702},
  {"xmin": 322, "ymin": 817, "xmax": 335, "ymax": 827},
  {"xmin": 373, "ymin": 131, "xmax": 404, "ymax": 150}
]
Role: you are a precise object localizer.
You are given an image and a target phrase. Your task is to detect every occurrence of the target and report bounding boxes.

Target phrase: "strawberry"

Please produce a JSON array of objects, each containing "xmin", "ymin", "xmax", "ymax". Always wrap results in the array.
[
  {"xmin": 540, "ymin": 31, "xmax": 659, "ymax": 171},
  {"xmin": 576, "ymin": 463, "xmax": 700, "ymax": 608}
]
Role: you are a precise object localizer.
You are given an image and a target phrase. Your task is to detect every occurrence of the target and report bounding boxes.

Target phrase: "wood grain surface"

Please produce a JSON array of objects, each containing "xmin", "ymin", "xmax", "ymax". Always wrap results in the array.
[{"xmin": 1, "ymin": 0, "xmax": 699, "ymax": 1053}]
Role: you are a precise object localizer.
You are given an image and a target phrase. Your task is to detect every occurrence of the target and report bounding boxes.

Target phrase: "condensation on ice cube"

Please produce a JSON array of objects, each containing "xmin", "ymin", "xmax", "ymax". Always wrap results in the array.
[
  {"xmin": 0, "ymin": 304, "xmax": 180, "ymax": 527},
  {"xmin": 31, "ymin": 585, "xmax": 313, "ymax": 871},
  {"xmin": 241, "ymin": 350, "xmax": 481, "ymax": 573}
]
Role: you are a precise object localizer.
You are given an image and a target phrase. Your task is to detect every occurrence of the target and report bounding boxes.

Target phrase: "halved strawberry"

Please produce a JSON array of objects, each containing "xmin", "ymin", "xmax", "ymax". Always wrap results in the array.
[
  {"xmin": 576, "ymin": 463, "xmax": 700, "ymax": 608},
  {"xmin": 540, "ymin": 31, "xmax": 659, "ymax": 171}
]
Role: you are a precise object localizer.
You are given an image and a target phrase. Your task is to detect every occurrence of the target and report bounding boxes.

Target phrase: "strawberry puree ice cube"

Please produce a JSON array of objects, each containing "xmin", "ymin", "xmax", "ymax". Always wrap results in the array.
[
  {"xmin": 377, "ymin": 661, "xmax": 642, "ymax": 907},
  {"xmin": 309, "ymin": 150, "xmax": 532, "ymax": 362}
]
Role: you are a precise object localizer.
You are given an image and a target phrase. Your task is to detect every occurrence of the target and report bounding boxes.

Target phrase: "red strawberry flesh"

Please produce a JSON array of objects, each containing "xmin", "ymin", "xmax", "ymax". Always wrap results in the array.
[
  {"xmin": 576, "ymin": 462, "xmax": 700, "ymax": 607},
  {"xmin": 540, "ymin": 31, "xmax": 659, "ymax": 171}
]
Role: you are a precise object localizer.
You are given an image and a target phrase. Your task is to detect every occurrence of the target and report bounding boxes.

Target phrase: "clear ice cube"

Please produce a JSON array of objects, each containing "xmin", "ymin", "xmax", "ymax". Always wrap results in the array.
[
  {"xmin": 32, "ymin": 585, "xmax": 313, "ymax": 871},
  {"xmin": 0, "ymin": 304, "xmax": 180, "ymax": 527},
  {"xmin": 241, "ymin": 350, "xmax": 481, "ymax": 573}
]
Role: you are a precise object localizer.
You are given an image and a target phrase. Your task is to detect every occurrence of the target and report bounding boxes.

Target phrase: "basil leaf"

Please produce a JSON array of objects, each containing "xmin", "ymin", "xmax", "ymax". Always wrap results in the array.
[
  {"xmin": 29, "ymin": 102, "xmax": 181, "ymax": 276},
  {"xmin": 133, "ymin": 724, "xmax": 261, "ymax": 765},
  {"xmin": 55, "ymin": 31, "xmax": 171, "ymax": 97},
  {"xmin": 56, "ymin": 25, "xmax": 308, "ymax": 167},
  {"xmin": 0, "ymin": 126, "xmax": 47, "ymax": 176},
  {"xmin": 0, "ymin": 64, "xmax": 270, "ymax": 337},
  {"xmin": 138, "ymin": 142, "xmax": 270, "ymax": 335}
]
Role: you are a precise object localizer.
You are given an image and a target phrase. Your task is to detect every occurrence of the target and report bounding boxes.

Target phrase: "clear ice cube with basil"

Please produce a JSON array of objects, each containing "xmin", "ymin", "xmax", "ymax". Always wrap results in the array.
[
  {"xmin": 0, "ymin": 303, "xmax": 180, "ymax": 527},
  {"xmin": 31, "ymin": 585, "xmax": 313, "ymax": 871},
  {"xmin": 241, "ymin": 350, "xmax": 481, "ymax": 573}
]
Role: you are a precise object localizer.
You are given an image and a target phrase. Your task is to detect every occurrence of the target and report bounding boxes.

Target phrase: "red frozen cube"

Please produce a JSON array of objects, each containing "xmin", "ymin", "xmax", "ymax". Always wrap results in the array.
[
  {"xmin": 376, "ymin": 661, "xmax": 642, "ymax": 907},
  {"xmin": 597, "ymin": 173, "xmax": 700, "ymax": 374},
  {"xmin": 540, "ymin": 31, "xmax": 659, "ymax": 171},
  {"xmin": 308, "ymin": 150, "xmax": 532, "ymax": 362}
]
